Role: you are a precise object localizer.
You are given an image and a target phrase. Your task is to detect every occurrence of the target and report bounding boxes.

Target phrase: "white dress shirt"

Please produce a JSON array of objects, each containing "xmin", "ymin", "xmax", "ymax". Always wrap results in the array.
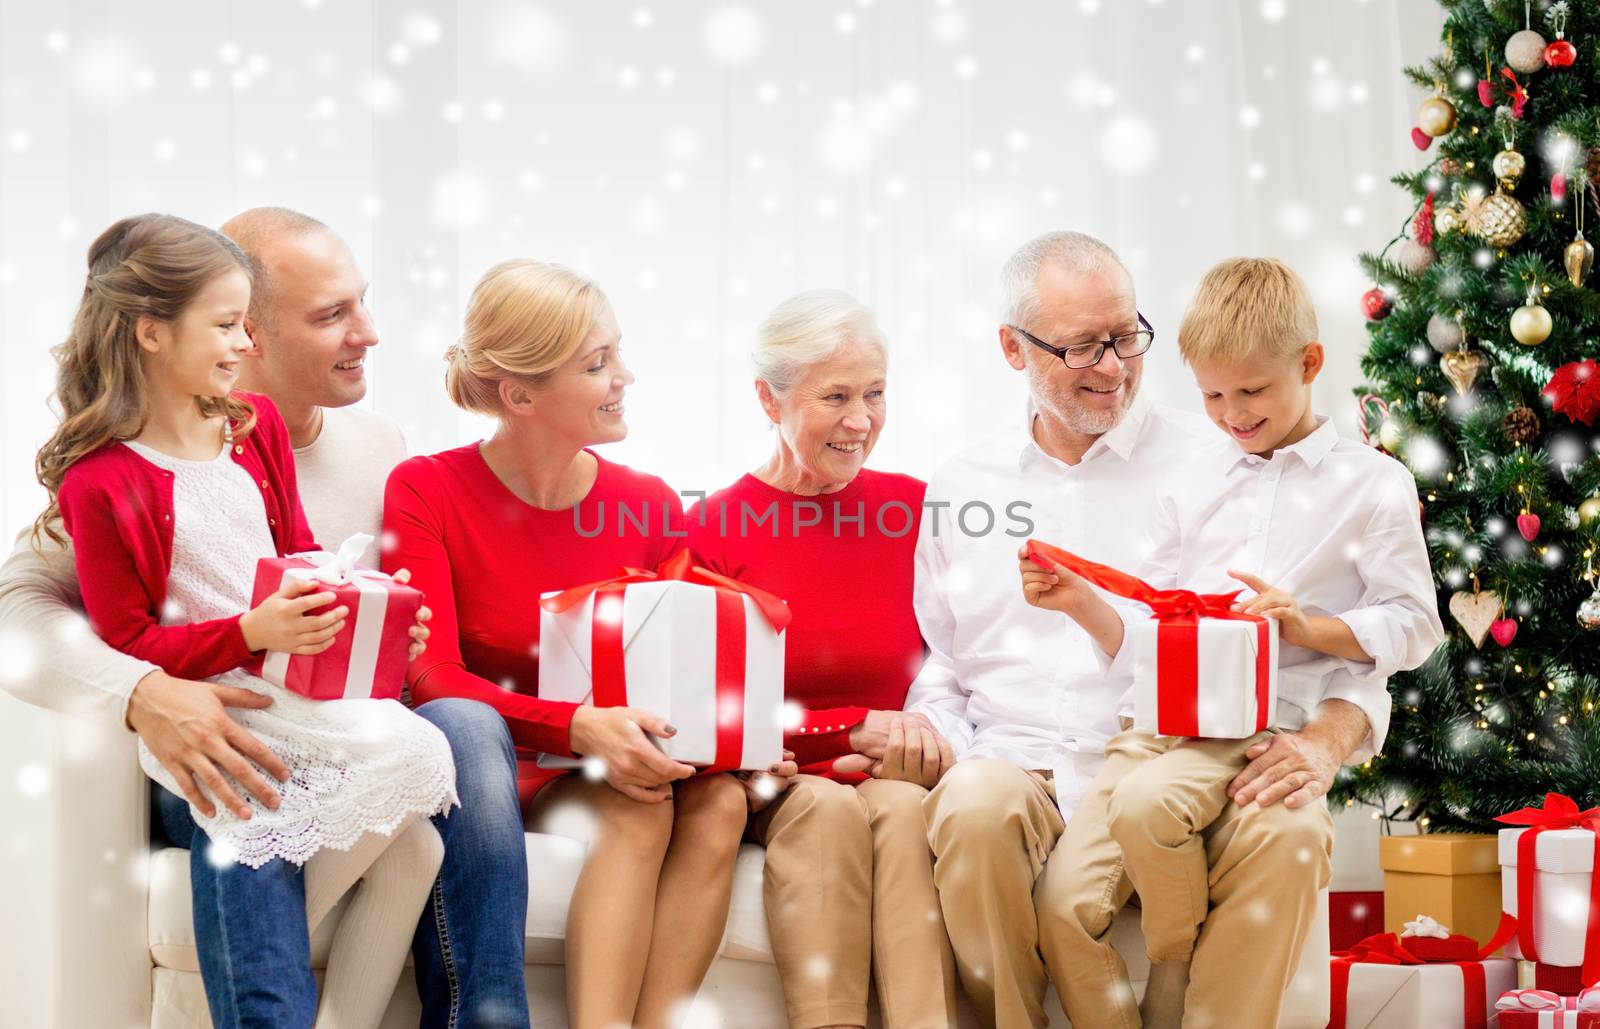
[
  {"xmin": 905, "ymin": 395, "xmax": 1210, "ymax": 818},
  {"xmin": 1104, "ymin": 417, "xmax": 1444, "ymax": 762}
]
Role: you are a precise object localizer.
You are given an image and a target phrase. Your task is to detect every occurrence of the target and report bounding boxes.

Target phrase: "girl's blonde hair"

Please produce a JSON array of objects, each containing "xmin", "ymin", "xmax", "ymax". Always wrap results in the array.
[
  {"xmin": 1177, "ymin": 257, "xmax": 1319, "ymax": 366},
  {"xmin": 34, "ymin": 214, "xmax": 255, "ymax": 546},
  {"xmin": 444, "ymin": 259, "xmax": 611, "ymax": 416}
]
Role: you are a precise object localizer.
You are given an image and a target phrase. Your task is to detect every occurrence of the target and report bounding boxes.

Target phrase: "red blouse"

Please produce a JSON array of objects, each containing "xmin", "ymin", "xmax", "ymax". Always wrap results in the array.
[
  {"xmin": 55, "ymin": 392, "xmax": 317, "ymax": 680},
  {"xmin": 688, "ymin": 468, "xmax": 928, "ymax": 775},
  {"xmin": 382, "ymin": 444, "xmax": 685, "ymax": 805}
]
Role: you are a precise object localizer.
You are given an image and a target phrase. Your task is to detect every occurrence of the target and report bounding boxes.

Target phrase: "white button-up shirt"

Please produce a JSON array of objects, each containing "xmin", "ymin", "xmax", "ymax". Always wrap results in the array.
[
  {"xmin": 1105, "ymin": 417, "xmax": 1444, "ymax": 761},
  {"xmin": 905, "ymin": 396, "xmax": 1210, "ymax": 818}
]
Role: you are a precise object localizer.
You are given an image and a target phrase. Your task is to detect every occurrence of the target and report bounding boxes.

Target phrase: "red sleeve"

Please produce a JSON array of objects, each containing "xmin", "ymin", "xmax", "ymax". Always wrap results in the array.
[
  {"xmin": 57, "ymin": 467, "xmax": 254, "ymax": 680},
  {"xmin": 247, "ymin": 394, "xmax": 318, "ymax": 554},
  {"xmin": 382, "ymin": 459, "xmax": 579, "ymax": 757},
  {"xmin": 654, "ymin": 478, "xmax": 687, "ymax": 565},
  {"xmin": 787, "ymin": 707, "xmax": 870, "ymax": 765}
]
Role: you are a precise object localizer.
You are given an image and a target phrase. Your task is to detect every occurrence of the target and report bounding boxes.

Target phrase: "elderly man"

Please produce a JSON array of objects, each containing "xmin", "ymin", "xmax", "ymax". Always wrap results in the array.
[
  {"xmin": 908, "ymin": 231, "xmax": 1378, "ymax": 1028},
  {"xmin": 0, "ymin": 208, "xmax": 530, "ymax": 1028}
]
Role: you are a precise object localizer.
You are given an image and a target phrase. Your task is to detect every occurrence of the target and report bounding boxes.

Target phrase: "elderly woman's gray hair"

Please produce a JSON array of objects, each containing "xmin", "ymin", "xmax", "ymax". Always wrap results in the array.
[
  {"xmin": 1001, "ymin": 230, "xmax": 1131, "ymax": 329},
  {"xmin": 753, "ymin": 289, "xmax": 888, "ymax": 396}
]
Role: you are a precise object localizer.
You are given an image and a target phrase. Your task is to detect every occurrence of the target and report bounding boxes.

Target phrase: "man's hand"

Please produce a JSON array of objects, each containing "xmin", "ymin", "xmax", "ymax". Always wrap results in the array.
[
  {"xmin": 568, "ymin": 705, "xmax": 697, "ymax": 803},
  {"xmin": 1227, "ymin": 731, "xmax": 1341, "ymax": 809},
  {"xmin": 1227, "ymin": 570, "xmax": 1311, "ymax": 648},
  {"xmin": 835, "ymin": 720, "xmax": 956, "ymax": 788},
  {"xmin": 388, "ymin": 568, "xmax": 431, "ymax": 661},
  {"xmin": 127, "ymin": 670, "xmax": 290, "ymax": 820},
  {"xmin": 847, "ymin": 709, "xmax": 936, "ymax": 759}
]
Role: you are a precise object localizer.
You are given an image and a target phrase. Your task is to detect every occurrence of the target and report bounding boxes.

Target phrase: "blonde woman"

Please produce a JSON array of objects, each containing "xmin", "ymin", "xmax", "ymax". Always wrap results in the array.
[{"xmin": 383, "ymin": 259, "xmax": 785, "ymax": 1028}]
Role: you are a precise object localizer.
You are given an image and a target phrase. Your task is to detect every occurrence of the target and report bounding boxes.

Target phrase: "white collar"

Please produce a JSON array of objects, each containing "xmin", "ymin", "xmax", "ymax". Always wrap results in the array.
[
  {"xmin": 1226, "ymin": 415, "xmax": 1338, "ymax": 470},
  {"xmin": 1018, "ymin": 392, "xmax": 1151, "ymax": 470}
]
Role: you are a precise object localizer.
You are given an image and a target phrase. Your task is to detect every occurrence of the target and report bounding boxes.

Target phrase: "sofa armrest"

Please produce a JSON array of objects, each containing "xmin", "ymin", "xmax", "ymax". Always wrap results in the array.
[{"xmin": 53, "ymin": 716, "xmax": 151, "ymax": 1027}]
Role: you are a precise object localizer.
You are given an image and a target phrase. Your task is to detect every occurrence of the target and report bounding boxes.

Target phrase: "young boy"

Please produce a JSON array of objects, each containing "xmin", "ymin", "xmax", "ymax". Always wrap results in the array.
[{"xmin": 1019, "ymin": 258, "xmax": 1444, "ymax": 1028}]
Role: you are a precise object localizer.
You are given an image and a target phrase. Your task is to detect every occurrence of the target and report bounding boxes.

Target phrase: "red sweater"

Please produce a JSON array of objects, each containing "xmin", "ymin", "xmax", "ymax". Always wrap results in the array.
[
  {"xmin": 688, "ymin": 468, "xmax": 928, "ymax": 773},
  {"xmin": 382, "ymin": 444, "xmax": 685, "ymax": 806},
  {"xmin": 55, "ymin": 393, "xmax": 318, "ymax": 680}
]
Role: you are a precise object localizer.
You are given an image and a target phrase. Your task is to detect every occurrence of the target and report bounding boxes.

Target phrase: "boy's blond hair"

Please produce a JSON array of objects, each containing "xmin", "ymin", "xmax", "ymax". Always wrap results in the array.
[{"xmin": 1177, "ymin": 257, "xmax": 1318, "ymax": 365}]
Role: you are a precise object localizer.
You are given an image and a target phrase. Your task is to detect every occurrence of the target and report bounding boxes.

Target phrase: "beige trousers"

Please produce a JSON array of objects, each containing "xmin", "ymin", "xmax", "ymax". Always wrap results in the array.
[
  {"xmin": 1038, "ymin": 729, "xmax": 1334, "ymax": 1029},
  {"xmin": 749, "ymin": 774, "xmax": 959, "ymax": 1029},
  {"xmin": 923, "ymin": 759, "xmax": 1065, "ymax": 1029}
]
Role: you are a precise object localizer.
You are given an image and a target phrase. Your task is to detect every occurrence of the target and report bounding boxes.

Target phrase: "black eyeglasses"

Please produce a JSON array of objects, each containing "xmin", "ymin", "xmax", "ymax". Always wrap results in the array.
[{"xmin": 1008, "ymin": 312, "xmax": 1155, "ymax": 369}]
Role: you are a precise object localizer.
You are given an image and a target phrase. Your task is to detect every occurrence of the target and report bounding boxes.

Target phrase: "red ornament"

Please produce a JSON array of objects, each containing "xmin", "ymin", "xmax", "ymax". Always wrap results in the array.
[
  {"xmin": 1543, "ymin": 359, "xmax": 1600, "ymax": 425},
  {"xmin": 1478, "ymin": 79, "xmax": 1495, "ymax": 107},
  {"xmin": 1553, "ymin": 173, "xmax": 1567, "ymax": 203},
  {"xmin": 1413, "ymin": 193, "xmax": 1436, "ymax": 247},
  {"xmin": 1545, "ymin": 39, "xmax": 1577, "ymax": 68},
  {"xmin": 1411, "ymin": 127, "xmax": 1432, "ymax": 151},
  {"xmin": 1361, "ymin": 287, "xmax": 1392, "ymax": 320},
  {"xmin": 1518, "ymin": 513, "xmax": 1541, "ymax": 541},
  {"xmin": 1491, "ymin": 618, "xmax": 1518, "ymax": 647}
]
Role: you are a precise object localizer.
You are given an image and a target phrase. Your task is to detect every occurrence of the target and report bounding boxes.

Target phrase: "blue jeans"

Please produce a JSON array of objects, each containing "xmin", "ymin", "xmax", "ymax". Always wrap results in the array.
[{"xmin": 159, "ymin": 697, "xmax": 529, "ymax": 1029}]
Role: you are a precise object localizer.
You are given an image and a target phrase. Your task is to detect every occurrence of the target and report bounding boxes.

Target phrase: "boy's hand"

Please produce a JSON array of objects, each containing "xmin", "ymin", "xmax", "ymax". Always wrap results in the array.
[
  {"xmin": 1019, "ymin": 544, "xmax": 1095, "ymax": 615},
  {"xmin": 1228, "ymin": 570, "xmax": 1310, "ymax": 647},
  {"xmin": 240, "ymin": 577, "xmax": 348, "ymax": 654}
]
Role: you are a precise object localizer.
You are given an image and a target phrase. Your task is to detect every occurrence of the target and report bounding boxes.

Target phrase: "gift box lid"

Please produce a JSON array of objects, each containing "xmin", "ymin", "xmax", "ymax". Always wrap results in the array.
[
  {"xmin": 1498, "ymin": 827, "xmax": 1597, "ymax": 874},
  {"xmin": 1379, "ymin": 833, "xmax": 1501, "ymax": 876}
]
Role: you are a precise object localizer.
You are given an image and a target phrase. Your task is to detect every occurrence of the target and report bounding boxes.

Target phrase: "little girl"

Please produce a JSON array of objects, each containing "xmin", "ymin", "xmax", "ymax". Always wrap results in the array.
[{"xmin": 35, "ymin": 213, "xmax": 458, "ymax": 1029}]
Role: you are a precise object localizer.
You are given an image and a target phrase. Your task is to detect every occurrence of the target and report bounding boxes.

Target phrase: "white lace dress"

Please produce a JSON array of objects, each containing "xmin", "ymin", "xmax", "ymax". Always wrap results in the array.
[{"xmin": 126, "ymin": 441, "xmax": 458, "ymax": 869}]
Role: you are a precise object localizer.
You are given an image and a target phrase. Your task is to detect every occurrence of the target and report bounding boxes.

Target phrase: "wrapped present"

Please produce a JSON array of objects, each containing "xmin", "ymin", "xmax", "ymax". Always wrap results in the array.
[
  {"xmin": 249, "ymin": 533, "xmax": 421, "ymax": 702},
  {"xmin": 1494, "ymin": 987, "xmax": 1600, "ymax": 1028},
  {"xmin": 1025, "ymin": 539, "xmax": 1277, "ymax": 738},
  {"xmin": 1496, "ymin": 794, "xmax": 1600, "ymax": 982},
  {"xmin": 537, "ymin": 551, "xmax": 787, "ymax": 771},
  {"xmin": 1329, "ymin": 917, "xmax": 1518, "ymax": 1029},
  {"xmin": 1379, "ymin": 834, "xmax": 1503, "ymax": 947}
]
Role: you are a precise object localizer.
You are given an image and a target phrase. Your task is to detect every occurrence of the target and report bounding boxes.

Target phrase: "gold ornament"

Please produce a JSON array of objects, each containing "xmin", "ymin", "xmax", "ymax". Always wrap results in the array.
[
  {"xmin": 1378, "ymin": 418, "xmax": 1403, "ymax": 451},
  {"xmin": 1435, "ymin": 205, "xmax": 1462, "ymax": 236},
  {"xmin": 1492, "ymin": 149, "xmax": 1526, "ymax": 187},
  {"xmin": 1418, "ymin": 96, "xmax": 1458, "ymax": 137},
  {"xmin": 1441, "ymin": 349, "xmax": 1487, "ymax": 394},
  {"xmin": 1580, "ymin": 496, "xmax": 1600, "ymax": 524},
  {"xmin": 1510, "ymin": 290, "xmax": 1553, "ymax": 345},
  {"xmin": 1566, "ymin": 238, "xmax": 1594, "ymax": 287},
  {"xmin": 1449, "ymin": 589, "xmax": 1503, "ymax": 649},
  {"xmin": 1473, "ymin": 189, "xmax": 1527, "ymax": 247},
  {"xmin": 1579, "ymin": 587, "xmax": 1600, "ymax": 629}
]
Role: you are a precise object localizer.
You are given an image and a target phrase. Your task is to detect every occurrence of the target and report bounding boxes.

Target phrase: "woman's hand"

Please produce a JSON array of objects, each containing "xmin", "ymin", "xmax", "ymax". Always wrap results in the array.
[
  {"xmin": 739, "ymin": 750, "xmax": 799, "ymax": 812},
  {"xmin": 568, "ymin": 705, "xmax": 697, "ymax": 803},
  {"xmin": 876, "ymin": 717, "xmax": 956, "ymax": 788},
  {"xmin": 239, "ymin": 577, "xmax": 346, "ymax": 654},
  {"xmin": 388, "ymin": 568, "xmax": 431, "ymax": 662}
]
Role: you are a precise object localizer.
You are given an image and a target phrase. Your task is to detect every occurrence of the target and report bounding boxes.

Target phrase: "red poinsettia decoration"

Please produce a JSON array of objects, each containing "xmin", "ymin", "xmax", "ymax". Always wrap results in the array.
[{"xmin": 1544, "ymin": 359, "xmax": 1600, "ymax": 425}]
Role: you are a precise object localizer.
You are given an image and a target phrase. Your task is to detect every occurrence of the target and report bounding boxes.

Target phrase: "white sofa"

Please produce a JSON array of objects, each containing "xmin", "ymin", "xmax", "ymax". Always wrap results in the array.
[{"xmin": 48, "ymin": 715, "xmax": 1331, "ymax": 1029}]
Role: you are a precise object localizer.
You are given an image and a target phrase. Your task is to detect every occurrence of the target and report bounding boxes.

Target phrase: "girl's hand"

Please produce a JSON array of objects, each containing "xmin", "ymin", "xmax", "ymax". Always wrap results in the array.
[
  {"xmin": 388, "ymin": 568, "xmax": 432, "ymax": 662},
  {"xmin": 239, "ymin": 577, "xmax": 347, "ymax": 654},
  {"xmin": 1018, "ymin": 544, "xmax": 1095, "ymax": 616},
  {"xmin": 1228, "ymin": 570, "xmax": 1310, "ymax": 647}
]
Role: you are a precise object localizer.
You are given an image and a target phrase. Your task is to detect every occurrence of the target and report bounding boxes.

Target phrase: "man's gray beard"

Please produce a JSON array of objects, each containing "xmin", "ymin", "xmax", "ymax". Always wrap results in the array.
[{"xmin": 1034, "ymin": 372, "xmax": 1140, "ymax": 436}]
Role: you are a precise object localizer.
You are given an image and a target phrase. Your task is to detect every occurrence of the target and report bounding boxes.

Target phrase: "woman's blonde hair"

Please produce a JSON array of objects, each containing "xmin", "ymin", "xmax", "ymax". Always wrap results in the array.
[
  {"xmin": 34, "ymin": 214, "xmax": 255, "ymax": 547},
  {"xmin": 445, "ymin": 259, "xmax": 611, "ymax": 416},
  {"xmin": 753, "ymin": 288, "xmax": 887, "ymax": 396},
  {"xmin": 1177, "ymin": 257, "xmax": 1319, "ymax": 365}
]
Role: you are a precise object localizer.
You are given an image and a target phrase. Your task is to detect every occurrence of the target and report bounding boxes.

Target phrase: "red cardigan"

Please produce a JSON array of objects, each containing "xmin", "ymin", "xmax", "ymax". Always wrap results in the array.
[
  {"xmin": 55, "ymin": 392, "xmax": 317, "ymax": 681},
  {"xmin": 688, "ymin": 468, "xmax": 929, "ymax": 773},
  {"xmin": 382, "ymin": 443, "xmax": 685, "ymax": 806}
]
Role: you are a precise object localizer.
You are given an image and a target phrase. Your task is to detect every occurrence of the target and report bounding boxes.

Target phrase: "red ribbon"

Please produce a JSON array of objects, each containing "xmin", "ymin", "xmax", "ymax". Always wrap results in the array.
[
  {"xmin": 1495, "ymin": 793, "xmax": 1600, "ymax": 984},
  {"xmin": 1501, "ymin": 67, "xmax": 1529, "ymax": 118},
  {"xmin": 541, "ymin": 553, "xmax": 790, "ymax": 771},
  {"xmin": 1025, "ymin": 539, "xmax": 1270, "ymax": 737},
  {"xmin": 1326, "ymin": 915, "xmax": 1517, "ymax": 1029}
]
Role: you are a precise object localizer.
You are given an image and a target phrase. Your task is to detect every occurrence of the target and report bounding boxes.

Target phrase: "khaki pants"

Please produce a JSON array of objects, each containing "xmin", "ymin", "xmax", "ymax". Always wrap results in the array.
[
  {"xmin": 749, "ymin": 774, "xmax": 959, "ymax": 1029},
  {"xmin": 1037, "ymin": 729, "xmax": 1335, "ymax": 1029},
  {"xmin": 923, "ymin": 759, "xmax": 1065, "ymax": 1029}
]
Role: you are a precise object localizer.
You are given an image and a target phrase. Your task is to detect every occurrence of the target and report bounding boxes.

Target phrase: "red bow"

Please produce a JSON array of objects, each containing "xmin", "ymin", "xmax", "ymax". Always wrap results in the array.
[
  {"xmin": 1329, "ymin": 915, "xmax": 1518, "ymax": 1029},
  {"xmin": 1024, "ymin": 540, "xmax": 1249, "ymax": 622},
  {"xmin": 1501, "ymin": 67, "xmax": 1529, "ymax": 118},
  {"xmin": 1495, "ymin": 793, "xmax": 1600, "ymax": 984},
  {"xmin": 540, "ymin": 550, "xmax": 791, "ymax": 633}
]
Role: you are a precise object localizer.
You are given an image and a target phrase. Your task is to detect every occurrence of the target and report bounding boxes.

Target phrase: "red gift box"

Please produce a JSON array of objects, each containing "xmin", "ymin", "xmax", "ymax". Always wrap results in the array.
[
  {"xmin": 1495, "ymin": 988, "xmax": 1600, "ymax": 1028},
  {"xmin": 1331, "ymin": 892, "xmax": 1386, "ymax": 952},
  {"xmin": 249, "ymin": 534, "xmax": 421, "ymax": 702}
]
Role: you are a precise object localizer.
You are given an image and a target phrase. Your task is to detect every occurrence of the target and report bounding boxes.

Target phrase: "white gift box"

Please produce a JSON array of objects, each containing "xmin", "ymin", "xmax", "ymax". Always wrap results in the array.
[
  {"xmin": 1338, "ymin": 958, "xmax": 1513, "ymax": 1028},
  {"xmin": 1500, "ymin": 827, "xmax": 1598, "ymax": 966},
  {"xmin": 1131, "ymin": 616, "xmax": 1278, "ymax": 738},
  {"xmin": 537, "ymin": 579, "xmax": 785, "ymax": 770}
]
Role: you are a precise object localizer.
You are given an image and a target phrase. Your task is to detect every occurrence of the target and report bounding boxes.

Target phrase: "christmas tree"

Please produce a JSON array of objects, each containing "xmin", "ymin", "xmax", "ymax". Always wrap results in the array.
[{"xmin": 1340, "ymin": 0, "xmax": 1600, "ymax": 832}]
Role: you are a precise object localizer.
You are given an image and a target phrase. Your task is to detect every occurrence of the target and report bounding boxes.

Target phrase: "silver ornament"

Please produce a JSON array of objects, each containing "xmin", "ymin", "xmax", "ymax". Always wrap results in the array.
[
  {"xmin": 1427, "ymin": 313, "xmax": 1465, "ymax": 353},
  {"xmin": 1398, "ymin": 239, "xmax": 1435, "ymax": 275},
  {"xmin": 1506, "ymin": 29, "xmax": 1548, "ymax": 74},
  {"xmin": 1579, "ymin": 587, "xmax": 1600, "ymax": 629}
]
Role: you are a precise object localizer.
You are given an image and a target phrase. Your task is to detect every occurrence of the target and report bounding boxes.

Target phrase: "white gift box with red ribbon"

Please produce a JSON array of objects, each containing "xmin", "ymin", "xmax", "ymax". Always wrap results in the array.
[
  {"xmin": 1131, "ymin": 616, "xmax": 1279, "ymax": 739},
  {"xmin": 1499, "ymin": 826, "xmax": 1599, "ymax": 966},
  {"xmin": 536, "ymin": 559, "xmax": 786, "ymax": 770},
  {"xmin": 248, "ymin": 533, "xmax": 420, "ymax": 702}
]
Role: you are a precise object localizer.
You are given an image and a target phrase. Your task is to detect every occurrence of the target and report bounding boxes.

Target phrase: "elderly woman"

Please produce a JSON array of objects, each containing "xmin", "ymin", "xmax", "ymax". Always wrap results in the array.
[
  {"xmin": 383, "ymin": 260, "xmax": 788, "ymax": 1029},
  {"xmin": 688, "ymin": 290, "xmax": 960, "ymax": 1029}
]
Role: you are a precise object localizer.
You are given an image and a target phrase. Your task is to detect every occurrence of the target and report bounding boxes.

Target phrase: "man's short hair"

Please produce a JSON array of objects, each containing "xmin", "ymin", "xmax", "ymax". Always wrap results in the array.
[
  {"xmin": 1000, "ymin": 230, "xmax": 1130, "ymax": 329},
  {"xmin": 219, "ymin": 207, "xmax": 329, "ymax": 325},
  {"xmin": 1177, "ymin": 257, "xmax": 1318, "ymax": 366}
]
